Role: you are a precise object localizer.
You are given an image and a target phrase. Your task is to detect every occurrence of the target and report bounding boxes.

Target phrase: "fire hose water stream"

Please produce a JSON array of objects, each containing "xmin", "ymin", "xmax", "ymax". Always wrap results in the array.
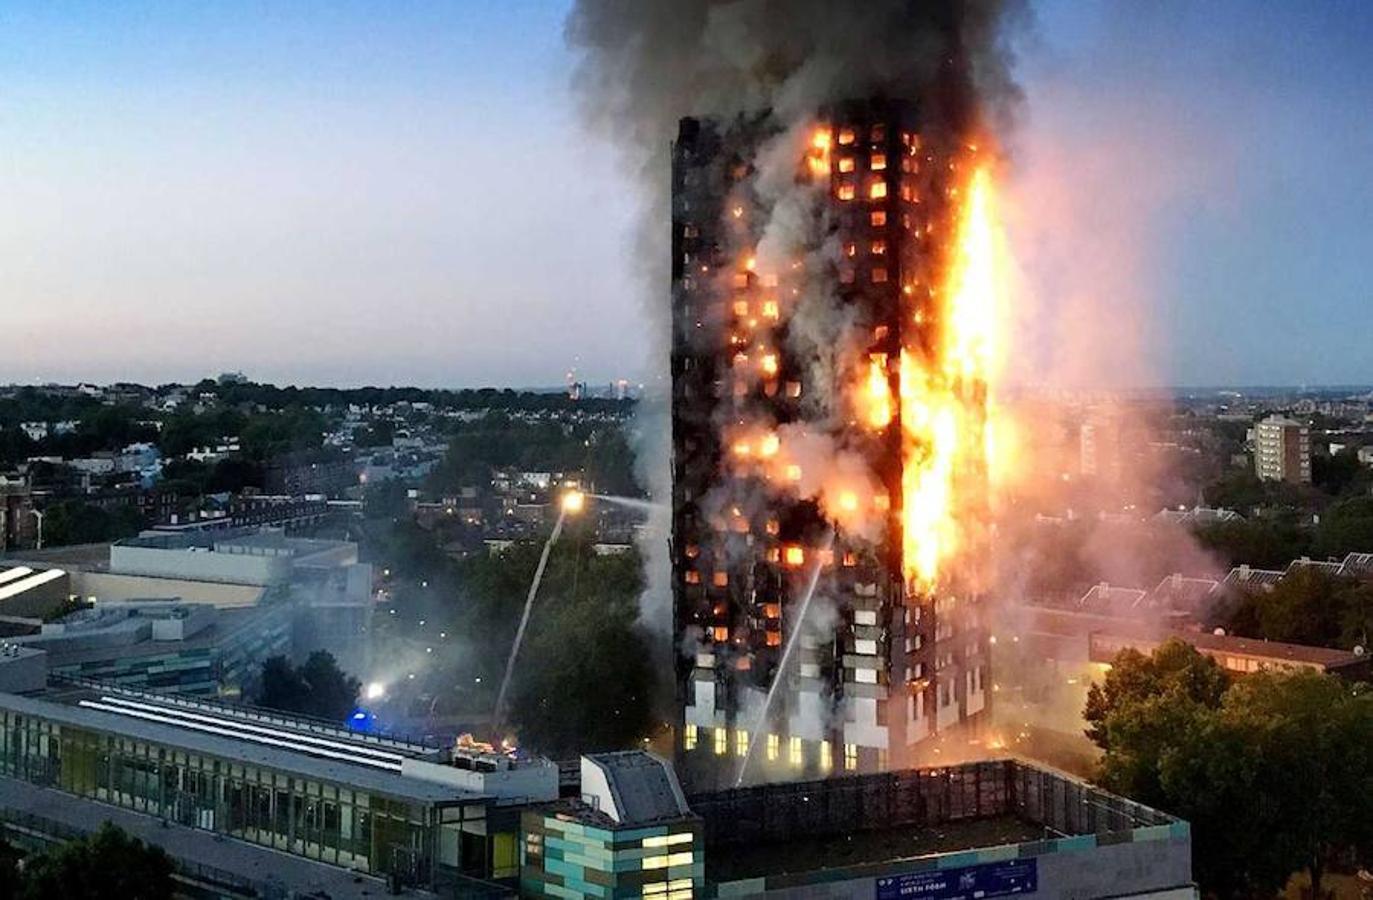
[
  {"xmin": 734, "ymin": 531, "xmax": 834, "ymax": 787},
  {"xmin": 590, "ymin": 493, "xmax": 666, "ymax": 514},
  {"xmin": 491, "ymin": 491, "xmax": 583, "ymax": 737}
]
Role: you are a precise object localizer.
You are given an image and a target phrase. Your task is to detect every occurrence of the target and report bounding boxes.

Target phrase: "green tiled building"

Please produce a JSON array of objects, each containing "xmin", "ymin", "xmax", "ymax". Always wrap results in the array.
[{"xmin": 523, "ymin": 751, "xmax": 702, "ymax": 899}]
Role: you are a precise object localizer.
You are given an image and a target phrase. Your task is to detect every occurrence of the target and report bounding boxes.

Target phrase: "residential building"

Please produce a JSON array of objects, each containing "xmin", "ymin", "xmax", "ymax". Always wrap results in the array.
[
  {"xmin": 1253, "ymin": 414, "xmax": 1311, "ymax": 483},
  {"xmin": 670, "ymin": 101, "xmax": 989, "ymax": 791}
]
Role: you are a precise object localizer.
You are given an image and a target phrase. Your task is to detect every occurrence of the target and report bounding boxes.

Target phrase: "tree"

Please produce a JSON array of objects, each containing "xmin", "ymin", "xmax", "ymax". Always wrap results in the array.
[
  {"xmin": 1193, "ymin": 517, "xmax": 1310, "ymax": 569},
  {"xmin": 507, "ymin": 594, "xmax": 657, "ymax": 757},
  {"xmin": 0, "ymin": 836, "xmax": 20, "ymax": 900},
  {"xmin": 41, "ymin": 501, "xmax": 144, "ymax": 547},
  {"xmin": 255, "ymin": 652, "xmax": 360, "ymax": 722},
  {"xmin": 1211, "ymin": 570, "xmax": 1373, "ymax": 651},
  {"xmin": 1314, "ymin": 496, "xmax": 1373, "ymax": 560},
  {"xmin": 1087, "ymin": 641, "xmax": 1373, "ymax": 898},
  {"xmin": 1084, "ymin": 640, "xmax": 1228, "ymax": 806},
  {"xmin": 19, "ymin": 822, "xmax": 174, "ymax": 900},
  {"xmin": 256, "ymin": 655, "xmax": 309, "ymax": 712},
  {"xmin": 299, "ymin": 651, "xmax": 362, "ymax": 722},
  {"xmin": 1313, "ymin": 449, "xmax": 1364, "ymax": 497}
]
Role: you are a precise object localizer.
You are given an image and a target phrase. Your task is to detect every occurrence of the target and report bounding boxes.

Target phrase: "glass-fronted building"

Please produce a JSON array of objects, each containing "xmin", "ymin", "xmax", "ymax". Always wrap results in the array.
[{"xmin": 0, "ymin": 684, "xmax": 532, "ymax": 890}]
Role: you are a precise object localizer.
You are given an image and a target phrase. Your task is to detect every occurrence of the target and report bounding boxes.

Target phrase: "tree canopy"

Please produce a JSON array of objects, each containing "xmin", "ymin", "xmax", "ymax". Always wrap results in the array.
[
  {"xmin": 11, "ymin": 823, "xmax": 174, "ymax": 900},
  {"xmin": 1087, "ymin": 638, "xmax": 1373, "ymax": 898},
  {"xmin": 255, "ymin": 651, "xmax": 360, "ymax": 722}
]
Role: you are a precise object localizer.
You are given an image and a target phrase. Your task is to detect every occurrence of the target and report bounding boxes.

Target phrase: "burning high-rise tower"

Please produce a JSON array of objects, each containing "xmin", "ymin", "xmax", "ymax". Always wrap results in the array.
[
  {"xmin": 564, "ymin": 0, "xmax": 1018, "ymax": 791},
  {"xmin": 670, "ymin": 91, "xmax": 1003, "ymax": 789}
]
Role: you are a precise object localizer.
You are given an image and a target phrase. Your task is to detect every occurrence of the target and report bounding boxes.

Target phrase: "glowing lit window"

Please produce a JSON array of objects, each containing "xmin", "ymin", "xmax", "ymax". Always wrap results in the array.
[
  {"xmin": 712, "ymin": 626, "xmax": 729, "ymax": 643},
  {"xmin": 736, "ymin": 729, "xmax": 749, "ymax": 757},
  {"xmin": 763, "ymin": 602, "xmax": 781, "ymax": 618},
  {"xmin": 712, "ymin": 571, "xmax": 728, "ymax": 587},
  {"xmin": 644, "ymin": 855, "xmax": 671, "ymax": 869},
  {"xmin": 765, "ymin": 518, "xmax": 780, "ymax": 535},
  {"xmin": 767, "ymin": 733, "xmax": 780, "ymax": 761},
  {"xmin": 844, "ymin": 743, "xmax": 859, "ymax": 771},
  {"xmin": 683, "ymin": 724, "xmax": 698, "ymax": 751},
  {"xmin": 685, "ymin": 544, "xmax": 700, "ymax": 559},
  {"xmin": 837, "ymin": 127, "xmax": 856, "ymax": 145},
  {"xmin": 837, "ymin": 183, "xmax": 856, "ymax": 201},
  {"xmin": 871, "ymin": 153, "xmax": 887, "ymax": 171},
  {"xmin": 760, "ymin": 354, "xmax": 779, "ymax": 375},
  {"xmin": 733, "ymin": 300, "xmax": 749, "ymax": 316},
  {"xmin": 839, "ymin": 268, "xmax": 856, "ymax": 285},
  {"xmin": 732, "ymin": 272, "xmax": 749, "ymax": 288},
  {"xmin": 820, "ymin": 740, "xmax": 833, "ymax": 771},
  {"xmin": 844, "ymin": 242, "xmax": 857, "ymax": 258},
  {"xmin": 714, "ymin": 727, "xmax": 727, "ymax": 755},
  {"xmin": 901, "ymin": 183, "xmax": 915, "ymax": 202},
  {"xmin": 785, "ymin": 465, "xmax": 802, "ymax": 482},
  {"xmin": 871, "ymin": 210, "xmax": 887, "ymax": 227},
  {"xmin": 762, "ymin": 300, "xmax": 779, "ymax": 319},
  {"xmin": 644, "ymin": 832, "xmax": 694, "ymax": 848},
  {"xmin": 685, "ymin": 571, "xmax": 701, "ymax": 585},
  {"xmin": 785, "ymin": 381, "xmax": 802, "ymax": 398},
  {"xmin": 789, "ymin": 736, "xmax": 804, "ymax": 767},
  {"xmin": 784, "ymin": 545, "xmax": 805, "ymax": 567},
  {"xmin": 869, "ymin": 180, "xmax": 888, "ymax": 200},
  {"xmin": 766, "ymin": 547, "xmax": 780, "ymax": 563},
  {"xmin": 871, "ymin": 240, "xmax": 887, "ymax": 255},
  {"xmin": 843, "ymin": 551, "xmax": 857, "ymax": 567},
  {"xmin": 872, "ymin": 268, "xmax": 889, "ymax": 284},
  {"xmin": 766, "ymin": 631, "xmax": 781, "ymax": 647},
  {"xmin": 838, "ymin": 157, "xmax": 856, "ymax": 174}
]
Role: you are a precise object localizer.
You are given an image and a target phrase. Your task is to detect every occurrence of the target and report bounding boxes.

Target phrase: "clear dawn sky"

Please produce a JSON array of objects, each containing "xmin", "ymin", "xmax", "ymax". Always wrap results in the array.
[{"xmin": 2, "ymin": 1, "xmax": 1371, "ymax": 389}]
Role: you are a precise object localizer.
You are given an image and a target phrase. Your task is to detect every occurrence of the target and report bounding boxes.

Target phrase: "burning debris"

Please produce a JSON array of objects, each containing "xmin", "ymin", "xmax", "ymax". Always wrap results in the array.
[{"xmin": 568, "ymin": 0, "xmax": 1023, "ymax": 785}]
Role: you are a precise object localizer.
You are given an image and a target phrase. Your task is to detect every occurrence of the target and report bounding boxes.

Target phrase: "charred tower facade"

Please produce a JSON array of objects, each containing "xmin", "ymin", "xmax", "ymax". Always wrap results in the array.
[{"xmin": 670, "ymin": 98, "xmax": 992, "ymax": 791}]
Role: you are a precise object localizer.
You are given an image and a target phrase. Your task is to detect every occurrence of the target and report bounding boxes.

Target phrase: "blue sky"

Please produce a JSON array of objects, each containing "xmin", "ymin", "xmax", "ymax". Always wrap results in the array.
[{"xmin": 2, "ymin": 1, "xmax": 1371, "ymax": 387}]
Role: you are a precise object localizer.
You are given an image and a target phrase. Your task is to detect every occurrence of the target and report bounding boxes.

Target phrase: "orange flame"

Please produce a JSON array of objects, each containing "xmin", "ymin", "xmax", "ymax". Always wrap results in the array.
[
  {"xmin": 864, "ymin": 353, "xmax": 893, "ymax": 429},
  {"xmin": 901, "ymin": 163, "xmax": 1004, "ymax": 592}
]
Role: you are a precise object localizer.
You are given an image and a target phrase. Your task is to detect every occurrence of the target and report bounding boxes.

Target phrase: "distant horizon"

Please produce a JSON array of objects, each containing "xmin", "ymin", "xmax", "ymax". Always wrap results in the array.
[{"xmin": 5, "ymin": 375, "xmax": 1373, "ymax": 397}]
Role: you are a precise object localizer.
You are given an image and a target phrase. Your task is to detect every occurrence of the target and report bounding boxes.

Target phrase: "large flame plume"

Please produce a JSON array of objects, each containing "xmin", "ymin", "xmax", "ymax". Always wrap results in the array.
[{"xmin": 902, "ymin": 160, "xmax": 1006, "ymax": 592}]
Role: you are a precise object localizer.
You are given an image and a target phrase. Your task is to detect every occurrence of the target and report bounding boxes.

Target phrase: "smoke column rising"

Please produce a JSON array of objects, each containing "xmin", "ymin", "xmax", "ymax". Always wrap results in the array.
[{"xmin": 565, "ymin": 0, "xmax": 1027, "ymax": 634}]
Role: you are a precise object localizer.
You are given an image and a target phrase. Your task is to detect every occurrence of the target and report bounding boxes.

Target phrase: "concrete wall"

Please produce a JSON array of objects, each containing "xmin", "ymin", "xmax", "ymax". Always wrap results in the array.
[
  {"xmin": 402, "ymin": 758, "xmax": 559, "ymax": 803},
  {"xmin": 109, "ymin": 545, "xmax": 291, "ymax": 586},
  {"xmin": 0, "ymin": 648, "xmax": 47, "ymax": 694},
  {"xmin": 74, "ymin": 572, "xmax": 265, "ymax": 608}
]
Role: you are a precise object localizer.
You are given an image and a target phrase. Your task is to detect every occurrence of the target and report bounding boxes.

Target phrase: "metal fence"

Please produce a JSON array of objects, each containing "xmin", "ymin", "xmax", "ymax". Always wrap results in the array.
[
  {"xmin": 51, "ymin": 674, "xmax": 440, "ymax": 755},
  {"xmin": 689, "ymin": 759, "xmax": 1176, "ymax": 849}
]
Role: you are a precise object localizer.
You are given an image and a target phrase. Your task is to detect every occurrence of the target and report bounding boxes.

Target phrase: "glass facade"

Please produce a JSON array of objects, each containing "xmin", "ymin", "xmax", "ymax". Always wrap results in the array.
[{"xmin": 0, "ymin": 708, "xmax": 461, "ymax": 885}]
